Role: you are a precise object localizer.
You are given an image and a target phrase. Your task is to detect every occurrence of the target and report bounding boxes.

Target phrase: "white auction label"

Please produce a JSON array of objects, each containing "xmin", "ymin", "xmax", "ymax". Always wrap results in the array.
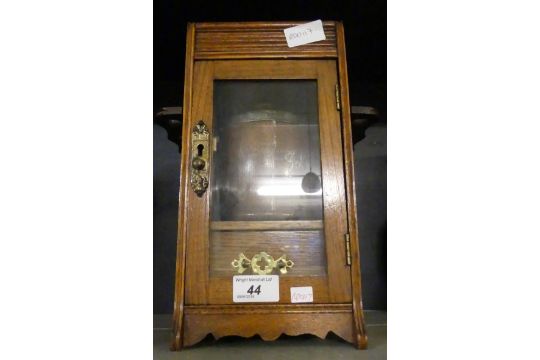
[
  {"xmin": 290, "ymin": 286, "xmax": 314, "ymax": 303},
  {"xmin": 233, "ymin": 275, "xmax": 279, "ymax": 303},
  {"xmin": 284, "ymin": 20, "xmax": 326, "ymax": 48}
]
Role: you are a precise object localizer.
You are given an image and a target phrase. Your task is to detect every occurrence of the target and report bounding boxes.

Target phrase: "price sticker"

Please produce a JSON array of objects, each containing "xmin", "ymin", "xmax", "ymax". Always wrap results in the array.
[{"xmin": 233, "ymin": 275, "xmax": 279, "ymax": 303}]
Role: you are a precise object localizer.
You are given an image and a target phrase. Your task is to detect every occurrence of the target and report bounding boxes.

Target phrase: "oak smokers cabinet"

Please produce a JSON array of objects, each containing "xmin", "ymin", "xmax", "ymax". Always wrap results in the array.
[{"xmin": 172, "ymin": 21, "xmax": 367, "ymax": 350}]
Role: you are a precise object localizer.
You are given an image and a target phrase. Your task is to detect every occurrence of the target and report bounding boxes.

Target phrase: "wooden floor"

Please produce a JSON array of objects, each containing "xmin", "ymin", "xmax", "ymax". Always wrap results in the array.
[{"xmin": 153, "ymin": 311, "xmax": 386, "ymax": 360}]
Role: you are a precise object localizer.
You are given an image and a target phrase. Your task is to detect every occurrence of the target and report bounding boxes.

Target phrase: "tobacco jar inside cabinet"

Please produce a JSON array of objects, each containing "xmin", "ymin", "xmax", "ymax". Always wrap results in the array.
[{"xmin": 172, "ymin": 21, "xmax": 367, "ymax": 350}]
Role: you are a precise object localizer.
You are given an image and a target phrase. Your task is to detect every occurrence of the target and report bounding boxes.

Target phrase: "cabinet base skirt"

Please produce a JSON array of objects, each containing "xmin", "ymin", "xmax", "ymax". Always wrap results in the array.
[{"xmin": 172, "ymin": 304, "xmax": 367, "ymax": 349}]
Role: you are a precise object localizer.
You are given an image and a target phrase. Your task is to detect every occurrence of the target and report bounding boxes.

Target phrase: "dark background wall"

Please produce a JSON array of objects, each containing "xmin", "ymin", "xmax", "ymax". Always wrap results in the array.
[{"xmin": 154, "ymin": 0, "xmax": 386, "ymax": 313}]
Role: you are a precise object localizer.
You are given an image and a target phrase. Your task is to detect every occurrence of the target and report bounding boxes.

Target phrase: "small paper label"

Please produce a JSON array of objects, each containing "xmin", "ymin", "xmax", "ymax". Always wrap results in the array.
[
  {"xmin": 290, "ymin": 286, "xmax": 314, "ymax": 303},
  {"xmin": 284, "ymin": 20, "xmax": 326, "ymax": 48},
  {"xmin": 233, "ymin": 275, "xmax": 279, "ymax": 303}
]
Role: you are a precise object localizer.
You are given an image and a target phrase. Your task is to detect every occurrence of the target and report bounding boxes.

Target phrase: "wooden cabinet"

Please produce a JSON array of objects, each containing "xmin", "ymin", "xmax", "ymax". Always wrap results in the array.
[{"xmin": 172, "ymin": 21, "xmax": 367, "ymax": 350}]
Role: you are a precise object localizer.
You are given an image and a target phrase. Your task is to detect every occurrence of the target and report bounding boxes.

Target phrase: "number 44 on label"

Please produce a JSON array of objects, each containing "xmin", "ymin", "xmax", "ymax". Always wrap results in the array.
[{"xmin": 247, "ymin": 285, "xmax": 261, "ymax": 295}]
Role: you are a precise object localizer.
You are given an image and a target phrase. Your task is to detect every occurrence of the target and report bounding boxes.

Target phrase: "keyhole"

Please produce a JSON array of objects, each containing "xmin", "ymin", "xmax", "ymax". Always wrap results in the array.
[{"xmin": 197, "ymin": 144, "xmax": 204, "ymax": 157}]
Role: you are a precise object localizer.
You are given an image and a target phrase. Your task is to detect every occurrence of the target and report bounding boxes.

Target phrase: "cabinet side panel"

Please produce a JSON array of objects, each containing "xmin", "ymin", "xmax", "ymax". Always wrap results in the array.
[
  {"xmin": 336, "ymin": 21, "xmax": 368, "ymax": 349},
  {"xmin": 172, "ymin": 22, "xmax": 196, "ymax": 351}
]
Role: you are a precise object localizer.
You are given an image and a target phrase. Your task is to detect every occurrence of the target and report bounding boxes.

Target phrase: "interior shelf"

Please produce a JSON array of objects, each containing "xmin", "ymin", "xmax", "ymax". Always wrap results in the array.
[{"xmin": 210, "ymin": 220, "xmax": 323, "ymax": 231}]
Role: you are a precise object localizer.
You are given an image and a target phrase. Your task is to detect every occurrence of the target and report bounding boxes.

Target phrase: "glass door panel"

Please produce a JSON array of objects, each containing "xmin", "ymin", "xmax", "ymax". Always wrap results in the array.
[{"xmin": 209, "ymin": 80, "xmax": 327, "ymax": 278}]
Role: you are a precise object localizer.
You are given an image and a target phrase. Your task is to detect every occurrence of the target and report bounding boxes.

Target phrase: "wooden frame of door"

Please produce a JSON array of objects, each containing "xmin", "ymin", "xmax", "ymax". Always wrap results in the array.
[{"xmin": 184, "ymin": 59, "xmax": 351, "ymax": 305}]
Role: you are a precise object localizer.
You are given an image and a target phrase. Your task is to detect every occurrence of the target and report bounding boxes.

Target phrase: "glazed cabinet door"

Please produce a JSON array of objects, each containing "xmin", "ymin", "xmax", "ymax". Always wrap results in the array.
[{"xmin": 184, "ymin": 60, "xmax": 351, "ymax": 304}]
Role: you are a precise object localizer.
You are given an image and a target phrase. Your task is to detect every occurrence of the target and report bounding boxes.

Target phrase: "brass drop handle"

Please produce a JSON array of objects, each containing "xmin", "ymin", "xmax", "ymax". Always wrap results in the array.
[
  {"xmin": 231, "ymin": 253, "xmax": 251, "ymax": 274},
  {"xmin": 232, "ymin": 252, "xmax": 294, "ymax": 275},
  {"xmin": 251, "ymin": 252, "xmax": 275, "ymax": 275},
  {"xmin": 190, "ymin": 121, "xmax": 209, "ymax": 197},
  {"xmin": 275, "ymin": 256, "xmax": 295, "ymax": 275}
]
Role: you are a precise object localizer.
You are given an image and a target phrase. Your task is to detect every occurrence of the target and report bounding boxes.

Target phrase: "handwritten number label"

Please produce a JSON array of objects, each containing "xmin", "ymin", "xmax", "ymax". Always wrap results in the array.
[
  {"xmin": 284, "ymin": 20, "xmax": 326, "ymax": 48},
  {"xmin": 290, "ymin": 286, "xmax": 314, "ymax": 303},
  {"xmin": 288, "ymin": 28, "xmax": 312, "ymax": 40}
]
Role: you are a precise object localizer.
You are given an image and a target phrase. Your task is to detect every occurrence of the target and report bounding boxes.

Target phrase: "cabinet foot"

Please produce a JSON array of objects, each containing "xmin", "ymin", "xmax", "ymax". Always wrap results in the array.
[
  {"xmin": 170, "ymin": 326, "xmax": 183, "ymax": 351},
  {"xmin": 357, "ymin": 334, "xmax": 368, "ymax": 349}
]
